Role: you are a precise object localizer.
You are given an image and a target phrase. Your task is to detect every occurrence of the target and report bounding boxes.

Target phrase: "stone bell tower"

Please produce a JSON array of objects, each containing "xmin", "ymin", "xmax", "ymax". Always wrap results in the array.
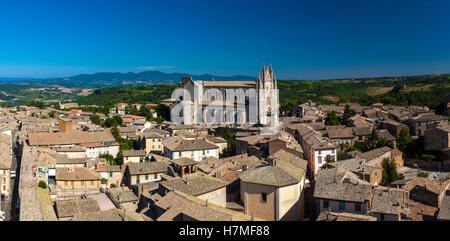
[{"xmin": 257, "ymin": 64, "xmax": 278, "ymax": 125}]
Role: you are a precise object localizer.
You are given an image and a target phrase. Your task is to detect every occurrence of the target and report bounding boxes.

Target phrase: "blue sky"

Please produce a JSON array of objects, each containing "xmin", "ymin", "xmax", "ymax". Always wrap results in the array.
[{"xmin": 0, "ymin": 0, "xmax": 449, "ymax": 80}]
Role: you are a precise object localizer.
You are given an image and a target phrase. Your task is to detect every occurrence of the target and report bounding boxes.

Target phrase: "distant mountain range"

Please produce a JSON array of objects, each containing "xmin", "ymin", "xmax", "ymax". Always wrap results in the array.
[
  {"xmin": 0, "ymin": 77, "xmax": 37, "ymax": 82},
  {"xmin": 1, "ymin": 71, "xmax": 255, "ymax": 88}
]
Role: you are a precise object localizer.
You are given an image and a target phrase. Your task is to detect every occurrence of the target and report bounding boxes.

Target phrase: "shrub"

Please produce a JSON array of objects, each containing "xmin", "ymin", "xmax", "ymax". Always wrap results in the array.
[
  {"xmin": 99, "ymin": 153, "xmax": 116, "ymax": 165},
  {"xmin": 38, "ymin": 181, "xmax": 47, "ymax": 189},
  {"xmin": 421, "ymin": 154, "xmax": 435, "ymax": 162},
  {"xmin": 325, "ymin": 155, "xmax": 335, "ymax": 163},
  {"xmin": 417, "ymin": 170, "xmax": 429, "ymax": 177}
]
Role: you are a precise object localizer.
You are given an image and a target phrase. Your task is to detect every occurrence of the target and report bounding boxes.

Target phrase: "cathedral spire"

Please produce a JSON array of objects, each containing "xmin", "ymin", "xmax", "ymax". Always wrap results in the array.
[
  {"xmin": 274, "ymin": 74, "xmax": 277, "ymax": 89},
  {"xmin": 257, "ymin": 73, "xmax": 261, "ymax": 90}
]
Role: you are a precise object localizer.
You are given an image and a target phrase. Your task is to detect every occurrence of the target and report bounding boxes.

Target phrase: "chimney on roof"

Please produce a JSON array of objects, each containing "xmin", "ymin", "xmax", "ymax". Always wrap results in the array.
[
  {"xmin": 271, "ymin": 159, "xmax": 277, "ymax": 166},
  {"xmin": 58, "ymin": 118, "xmax": 72, "ymax": 133}
]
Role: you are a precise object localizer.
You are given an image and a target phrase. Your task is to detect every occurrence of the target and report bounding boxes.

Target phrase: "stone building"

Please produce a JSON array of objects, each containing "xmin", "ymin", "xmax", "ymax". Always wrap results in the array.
[
  {"xmin": 407, "ymin": 113, "xmax": 448, "ymax": 136},
  {"xmin": 159, "ymin": 175, "xmax": 228, "ymax": 207},
  {"xmin": 173, "ymin": 65, "xmax": 279, "ymax": 126},
  {"xmin": 424, "ymin": 123, "xmax": 450, "ymax": 157},
  {"xmin": 239, "ymin": 152, "xmax": 307, "ymax": 221}
]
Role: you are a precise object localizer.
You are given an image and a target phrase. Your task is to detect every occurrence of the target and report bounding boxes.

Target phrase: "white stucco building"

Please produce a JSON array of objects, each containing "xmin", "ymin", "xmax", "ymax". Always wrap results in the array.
[{"xmin": 162, "ymin": 136, "xmax": 220, "ymax": 162}]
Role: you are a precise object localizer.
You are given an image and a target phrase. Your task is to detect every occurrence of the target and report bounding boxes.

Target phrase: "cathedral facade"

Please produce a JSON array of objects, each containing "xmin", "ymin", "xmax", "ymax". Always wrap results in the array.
[{"xmin": 172, "ymin": 65, "xmax": 279, "ymax": 126}]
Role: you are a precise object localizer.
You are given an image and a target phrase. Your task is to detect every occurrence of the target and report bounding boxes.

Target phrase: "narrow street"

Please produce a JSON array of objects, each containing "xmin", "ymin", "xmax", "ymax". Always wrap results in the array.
[
  {"xmin": 8, "ymin": 141, "xmax": 21, "ymax": 221},
  {"xmin": 0, "ymin": 141, "xmax": 19, "ymax": 221}
]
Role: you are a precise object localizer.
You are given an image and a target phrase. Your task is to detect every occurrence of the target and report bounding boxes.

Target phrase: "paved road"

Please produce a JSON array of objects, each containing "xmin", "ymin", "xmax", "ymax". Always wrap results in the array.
[
  {"xmin": 398, "ymin": 166, "xmax": 450, "ymax": 181},
  {"xmin": 1, "ymin": 198, "xmax": 11, "ymax": 221}
]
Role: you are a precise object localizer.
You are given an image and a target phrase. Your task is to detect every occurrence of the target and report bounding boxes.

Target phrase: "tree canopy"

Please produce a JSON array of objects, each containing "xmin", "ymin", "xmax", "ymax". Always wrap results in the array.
[
  {"xmin": 382, "ymin": 158, "xmax": 404, "ymax": 185},
  {"xmin": 325, "ymin": 111, "xmax": 341, "ymax": 126},
  {"xmin": 220, "ymin": 126, "xmax": 236, "ymax": 157},
  {"xmin": 90, "ymin": 114, "xmax": 101, "ymax": 125},
  {"xmin": 340, "ymin": 104, "xmax": 354, "ymax": 124},
  {"xmin": 397, "ymin": 128, "xmax": 413, "ymax": 155},
  {"xmin": 104, "ymin": 118, "xmax": 117, "ymax": 128}
]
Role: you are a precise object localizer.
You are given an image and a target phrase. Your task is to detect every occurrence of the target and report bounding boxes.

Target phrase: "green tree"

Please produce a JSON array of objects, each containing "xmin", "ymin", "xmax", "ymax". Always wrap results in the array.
[
  {"xmin": 48, "ymin": 111, "xmax": 57, "ymax": 118},
  {"xmin": 376, "ymin": 138, "xmax": 393, "ymax": 149},
  {"xmin": 104, "ymin": 117, "xmax": 118, "ymax": 128},
  {"xmin": 382, "ymin": 158, "xmax": 404, "ymax": 185},
  {"xmin": 340, "ymin": 104, "xmax": 354, "ymax": 124},
  {"xmin": 397, "ymin": 128, "xmax": 412, "ymax": 154},
  {"xmin": 352, "ymin": 142, "xmax": 367, "ymax": 152},
  {"xmin": 156, "ymin": 104, "xmax": 171, "ymax": 121},
  {"xmin": 220, "ymin": 126, "xmax": 236, "ymax": 157},
  {"xmin": 325, "ymin": 111, "xmax": 341, "ymax": 126},
  {"xmin": 338, "ymin": 97, "xmax": 349, "ymax": 104},
  {"xmin": 38, "ymin": 181, "xmax": 47, "ymax": 189},
  {"xmin": 417, "ymin": 170, "xmax": 429, "ymax": 177},
  {"xmin": 110, "ymin": 126, "xmax": 121, "ymax": 141},
  {"xmin": 90, "ymin": 115, "xmax": 102, "ymax": 125},
  {"xmin": 366, "ymin": 129, "xmax": 382, "ymax": 150},
  {"xmin": 115, "ymin": 150, "xmax": 123, "ymax": 165},
  {"xmin": 126, "ymin": 106, "xmax": 139, "ymax": 115},
  {"xmin": 29, "ymin": 100, "xmax": 44, "ymax": 109},
  {"xmin": 280, "ymin": 102, "xmax": 294, "ymax": 116},
  {"xmin": 148, "ymin": 117, "xmax": 164, "ymax": 125},
  {"xmin": 112, "ymin": 115, "xmax": 123, "ymax": 126},
  {"xmin": 119, "ymin": 139, "xmax": 135, "ymax": 151},
  {"xmin": 140, "ymin": 105, "xmax": 150, "ymax": 117},
  {"xmin": 99, "ymin": 153, "xmax": 116, "ymax": 165}
]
